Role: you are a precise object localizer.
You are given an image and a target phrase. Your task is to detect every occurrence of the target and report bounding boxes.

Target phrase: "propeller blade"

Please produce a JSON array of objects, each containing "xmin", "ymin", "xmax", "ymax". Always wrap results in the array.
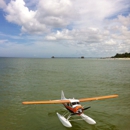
[{"xmin": 83, "ymin": 106, "xmax": 91, "ymax": 111}]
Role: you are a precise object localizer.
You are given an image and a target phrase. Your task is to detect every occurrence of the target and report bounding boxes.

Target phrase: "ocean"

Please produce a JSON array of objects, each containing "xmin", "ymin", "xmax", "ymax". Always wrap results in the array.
[{"xmin": 0, "ymin": 57, "xmax": 130, "ymax": 130}]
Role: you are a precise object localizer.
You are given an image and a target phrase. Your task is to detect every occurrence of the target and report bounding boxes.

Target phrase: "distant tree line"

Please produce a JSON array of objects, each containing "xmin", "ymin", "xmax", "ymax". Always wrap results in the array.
[
  {"xmin": 51, "ymin": 56, "xmax": 85, "ymax": 58},
  {"xmin": 111, "ymin": 52, "xmax": 130, "ymax": 58}
]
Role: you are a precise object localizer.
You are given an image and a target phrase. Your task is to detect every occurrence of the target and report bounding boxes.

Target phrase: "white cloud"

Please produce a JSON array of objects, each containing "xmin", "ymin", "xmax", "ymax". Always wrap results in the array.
[
  {"xmin": 104, "ymin": 39, "xmax": 116, "ymax": 45},
  {"xmin": 0, "ymin": 0, "xmax": 6, "ymax": 9},
  {"xmin": 1, "ymin": 0, "xmax": 130, "ymax": 57},
  {"xmin": 45, "ymin": 28, "xmax": 104, "ymax": 45},
  {"xmin": 5, "ymin": 0, "xmax": 48, "ymax": 34},
  {"xmin": 0, "ymin": 39, "xmax": 8, "ymax": 44},
  {"xmin": 46, "ymin": 30, "xmax": 73, "ymax": 40},
  {"xmin": 5, "ymin": 0, "xmax": 34, "ymax": 25},
  {"xmin": 117, "ymin": 15, "xmax": 130, "ymax": 26},
  {"xmin": 35, "ymin": 0, "xmax": 76, "ymax": 29},
  {"xmin": 4, "ymin": 0, "xmax": 75, "ymax": 34},
  {"xmin": 5, "ymin": 0, "xmax": 130, "ymax": 34}
]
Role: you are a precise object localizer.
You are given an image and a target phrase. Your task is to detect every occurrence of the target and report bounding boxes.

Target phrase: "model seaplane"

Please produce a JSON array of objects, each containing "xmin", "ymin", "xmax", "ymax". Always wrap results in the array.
[{"xmin": 22, "ymin": 91, "xmax": 118, "ymax": 128}]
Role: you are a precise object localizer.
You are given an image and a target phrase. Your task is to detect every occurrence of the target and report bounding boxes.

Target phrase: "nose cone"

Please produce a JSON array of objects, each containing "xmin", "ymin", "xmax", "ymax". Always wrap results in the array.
[{"xmin": 75, "ymin": 105, "xmax": 83, "ymax": 114}]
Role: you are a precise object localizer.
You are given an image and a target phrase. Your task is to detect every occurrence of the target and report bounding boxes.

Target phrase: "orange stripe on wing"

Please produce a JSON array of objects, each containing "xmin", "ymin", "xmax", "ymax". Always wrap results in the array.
[
  {"xmin": 22, "ymin": 100, "xmax": 70, "ymax": 105},
  {"xmin": 79, "ymin": 95, "xmax": 118, "ymax": 102}
]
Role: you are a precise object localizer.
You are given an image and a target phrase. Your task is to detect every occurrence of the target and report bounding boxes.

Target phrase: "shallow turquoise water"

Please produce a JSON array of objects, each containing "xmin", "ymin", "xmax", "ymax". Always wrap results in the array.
[{"xmin": 0, "ymin": 58, "xmax": 130, "ymax": 130}]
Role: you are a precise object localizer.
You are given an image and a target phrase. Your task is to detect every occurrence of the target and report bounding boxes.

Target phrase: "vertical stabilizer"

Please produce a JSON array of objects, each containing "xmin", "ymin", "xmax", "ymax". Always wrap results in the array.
[{"xmin": 61, "ymin": 90, "xmax": 66, "ymax": 100}]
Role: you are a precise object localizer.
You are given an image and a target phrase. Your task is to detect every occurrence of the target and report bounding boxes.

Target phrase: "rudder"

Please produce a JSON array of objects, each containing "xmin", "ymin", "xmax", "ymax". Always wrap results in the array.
[{"xmin": 61, "ymin": 90, "xmax": 66, "ymax": 100}]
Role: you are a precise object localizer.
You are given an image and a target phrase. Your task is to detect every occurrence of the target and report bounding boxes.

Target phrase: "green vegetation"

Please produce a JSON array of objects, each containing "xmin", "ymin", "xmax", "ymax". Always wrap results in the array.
[
  {"xmin": 81, "ymin": 56, "xmax": 84, "ymax": 59},
  {"xmin": 111, "ymin": 52, "xmax": 130, "ymax": 58}
]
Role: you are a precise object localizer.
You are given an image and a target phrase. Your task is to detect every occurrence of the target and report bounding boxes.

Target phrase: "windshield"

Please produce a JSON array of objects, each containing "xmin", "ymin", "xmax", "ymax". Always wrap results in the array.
[{"xmin": 72, "ymin": 102, "xmax": 79, "ymax": 105}]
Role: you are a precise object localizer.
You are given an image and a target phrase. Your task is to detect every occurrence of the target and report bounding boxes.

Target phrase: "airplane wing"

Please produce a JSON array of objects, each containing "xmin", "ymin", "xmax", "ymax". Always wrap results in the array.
[
  {"xmin": 79, "ymin": 94, "xmax": 118, "ymax": 102},
  {"xmin": 22, "ymin": 99, "xmax": 70, "ymax": 105},
  {"xmin": 22, "ymin": 94, "xmax": 118, "ymax": 105}
]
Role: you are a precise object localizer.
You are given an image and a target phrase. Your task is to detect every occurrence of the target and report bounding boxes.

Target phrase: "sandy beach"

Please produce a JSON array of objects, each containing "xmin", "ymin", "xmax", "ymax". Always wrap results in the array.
[
  {"xmin": 100, "ymin": 58, "xmax": 130, "ymax": 60},
  {"xmin": 111, "ymin": 58, "xmax": 130, "ymax": 60}
]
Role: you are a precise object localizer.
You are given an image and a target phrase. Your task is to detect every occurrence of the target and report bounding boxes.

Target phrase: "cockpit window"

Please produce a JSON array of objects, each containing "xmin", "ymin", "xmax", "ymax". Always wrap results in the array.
[
  {"xmin": 72, "ymin": 102, "xmax": 80, "ymax": 105},
  {"xmin": 72, "ymin": 102, "xmax": 76, "ymax": 105}
]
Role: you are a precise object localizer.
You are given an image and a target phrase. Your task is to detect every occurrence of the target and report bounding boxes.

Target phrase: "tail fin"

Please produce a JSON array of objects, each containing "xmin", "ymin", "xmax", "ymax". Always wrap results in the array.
[{"xmin": 61, "ymin": 90, "xmax": 66, "ymax": 100}]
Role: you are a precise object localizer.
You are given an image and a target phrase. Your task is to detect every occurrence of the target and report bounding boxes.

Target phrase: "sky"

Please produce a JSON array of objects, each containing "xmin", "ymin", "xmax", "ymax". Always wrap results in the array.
[{"xmin": 0, "ymin": 0, "xmax": 130, "ymax": 58}]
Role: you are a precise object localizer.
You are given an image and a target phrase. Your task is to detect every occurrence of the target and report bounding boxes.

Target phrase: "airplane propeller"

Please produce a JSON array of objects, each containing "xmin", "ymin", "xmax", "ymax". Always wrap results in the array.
[{"xmin": 83, "ymin": 106, "xmax": 91, "ymax": 111}]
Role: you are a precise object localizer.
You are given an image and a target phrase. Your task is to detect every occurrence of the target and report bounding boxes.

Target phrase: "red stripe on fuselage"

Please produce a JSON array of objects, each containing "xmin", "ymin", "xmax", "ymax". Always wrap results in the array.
[{"xmin": 63, "ymin": 104, "xmax": 83, "ymax": 115}]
